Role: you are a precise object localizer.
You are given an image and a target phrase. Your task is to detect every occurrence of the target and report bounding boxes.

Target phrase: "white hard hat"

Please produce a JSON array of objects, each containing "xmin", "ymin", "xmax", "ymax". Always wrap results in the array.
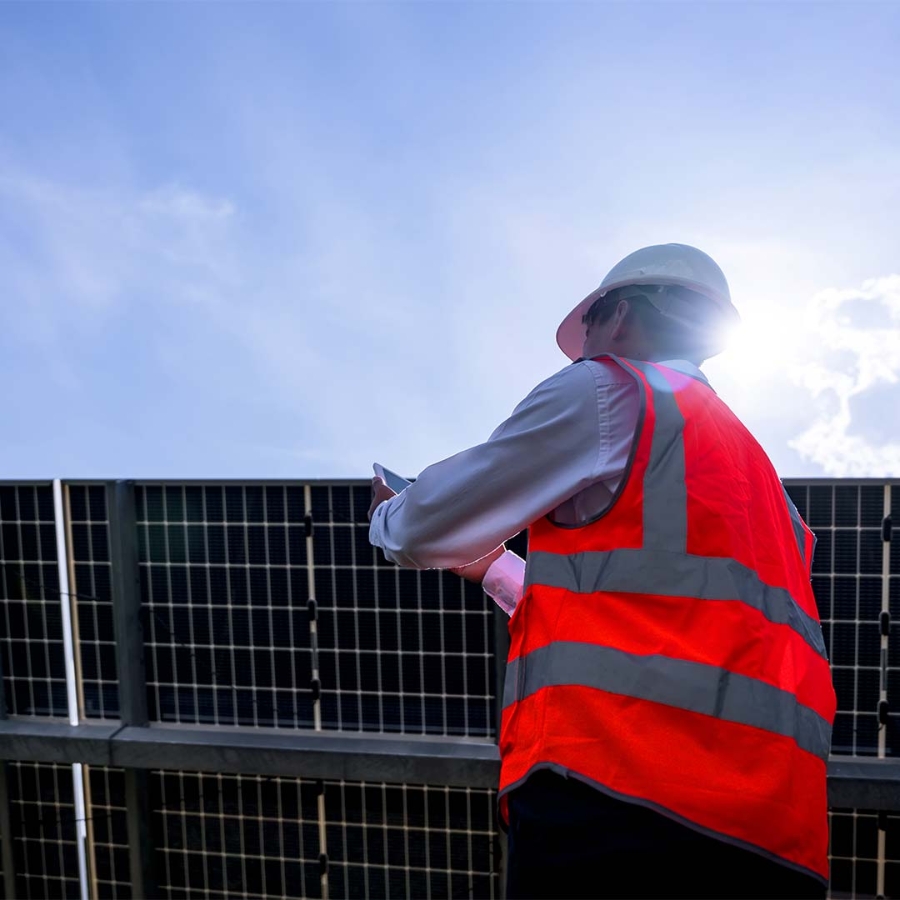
[{"xmin": 556, "ymin": 243, "xmax": 740, "ymax": 360}]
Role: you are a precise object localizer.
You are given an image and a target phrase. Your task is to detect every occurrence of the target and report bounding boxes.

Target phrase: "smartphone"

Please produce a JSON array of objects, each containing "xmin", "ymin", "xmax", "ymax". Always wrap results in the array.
[{"xmin": 373, "ymin": 463, "xmax": 412, "ymax": 494}]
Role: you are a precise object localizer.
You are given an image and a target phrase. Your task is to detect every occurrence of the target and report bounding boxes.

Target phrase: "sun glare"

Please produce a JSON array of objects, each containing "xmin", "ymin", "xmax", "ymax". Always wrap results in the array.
[{"xmin": 710, "ymin": 299, "xmax": 800, "ymax": 388}]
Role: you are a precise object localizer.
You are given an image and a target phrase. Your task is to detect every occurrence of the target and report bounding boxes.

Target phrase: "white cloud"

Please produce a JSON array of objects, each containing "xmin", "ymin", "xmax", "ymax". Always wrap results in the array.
[
  {"xmin": 788, "ymin": 275, "xmax": 900, "ymax": 476},
  {"xmin": 0, "ymin": 170, "xmax": 239, "ymax": 329},
  {"xmin": 139, "ymin": 185, "xmax": 234, "ymax": 222}
]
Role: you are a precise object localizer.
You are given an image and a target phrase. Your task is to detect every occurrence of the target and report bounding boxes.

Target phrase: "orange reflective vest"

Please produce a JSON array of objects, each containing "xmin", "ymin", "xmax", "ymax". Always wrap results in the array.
[{"xmin": 498, "ymin": 356, "xmax": 836, "ymax": 883}]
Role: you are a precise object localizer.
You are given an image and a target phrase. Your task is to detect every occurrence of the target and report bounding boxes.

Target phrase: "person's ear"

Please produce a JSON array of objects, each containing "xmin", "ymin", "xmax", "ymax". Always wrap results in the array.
[{"xmin": 610, "ymin": 299, "xmax": 630, "ymax": 341}]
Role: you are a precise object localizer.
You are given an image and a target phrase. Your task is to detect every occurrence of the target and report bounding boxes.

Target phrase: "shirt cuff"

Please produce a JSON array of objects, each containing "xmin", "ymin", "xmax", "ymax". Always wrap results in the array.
[
  {"xmin": 369, "ymin": 500, "xmax": 387, "ymax": 549},
  {"xmin": 483, "ymin": 550, "xmax": 525, "ymax": 616}
]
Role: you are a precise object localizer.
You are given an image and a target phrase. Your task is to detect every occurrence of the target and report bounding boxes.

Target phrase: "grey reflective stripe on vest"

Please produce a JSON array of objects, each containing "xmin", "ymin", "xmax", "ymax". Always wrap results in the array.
[
  {"xmin": 524, "ymin": 548, "xmax": 828, "ymax": 659},
  {"xmin": 626, "ymin": 360, "xmax": 688, "ymax": 553},
  {"xmin": 503, "ymin": 641, "xmax": 831, "ymax": 761},
  {"xmin": 782, "ymin": 486, "xmax": 810, "ymax": 570}
]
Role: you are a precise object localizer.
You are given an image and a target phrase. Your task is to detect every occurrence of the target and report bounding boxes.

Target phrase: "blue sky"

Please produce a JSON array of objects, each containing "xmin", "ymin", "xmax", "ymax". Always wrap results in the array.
[{"xmin": 1, "ymin": 1, "xmax": 899, "ymax": 479}]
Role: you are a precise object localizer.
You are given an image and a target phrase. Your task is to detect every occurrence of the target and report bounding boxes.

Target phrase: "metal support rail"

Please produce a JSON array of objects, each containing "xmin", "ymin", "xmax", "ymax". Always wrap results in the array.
[
  {"xmin": 2, "ymin": 717, "xmax": 899, "ymax": 806},
  {"xmin": 0, "ymin": 719, "xmax": 502, "ymax": 787}
]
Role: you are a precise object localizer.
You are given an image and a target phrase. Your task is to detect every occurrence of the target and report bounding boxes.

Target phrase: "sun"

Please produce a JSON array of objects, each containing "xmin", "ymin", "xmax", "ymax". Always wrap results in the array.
[{"xmin": 707, "ymin": 297, "xmax": 801, "ymax": 389}]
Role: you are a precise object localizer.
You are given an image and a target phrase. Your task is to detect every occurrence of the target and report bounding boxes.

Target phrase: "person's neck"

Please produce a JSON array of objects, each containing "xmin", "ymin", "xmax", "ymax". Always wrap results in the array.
[{"xmin": 611, "ymin": 340, "xmax": 657, "ymax": 361}]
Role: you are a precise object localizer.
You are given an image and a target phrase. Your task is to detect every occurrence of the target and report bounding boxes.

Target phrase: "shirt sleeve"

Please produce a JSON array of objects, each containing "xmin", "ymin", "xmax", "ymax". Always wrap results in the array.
[
  {"xmin": 368, "ymin": 361, "xmax": 614, "ymax": 569},
  {"xmin": 482, "ymin": 549, "xmax": 526, "ymax": 616}
]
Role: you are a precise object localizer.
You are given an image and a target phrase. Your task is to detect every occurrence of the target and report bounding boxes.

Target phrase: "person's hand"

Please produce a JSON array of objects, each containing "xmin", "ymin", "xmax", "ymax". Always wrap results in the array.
[
  {"xmin": 450, "ymin": 544, "xmax": 506, "ymax": 584},
  {"xmin": 368, "ymin": 477, "xmax": 397, "ymax": 521}
]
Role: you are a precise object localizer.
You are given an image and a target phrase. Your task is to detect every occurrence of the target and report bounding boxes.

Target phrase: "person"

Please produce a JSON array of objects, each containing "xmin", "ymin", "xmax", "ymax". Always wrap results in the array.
[{"xmin": 368, "ymin": 243, "xmax": 835, "ymax": 899}]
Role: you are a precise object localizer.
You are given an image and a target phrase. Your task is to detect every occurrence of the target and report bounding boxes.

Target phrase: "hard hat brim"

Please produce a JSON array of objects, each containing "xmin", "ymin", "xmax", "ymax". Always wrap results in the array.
[{"xmin": 556, "ymin": 276, "xmax": 737, "ymax": 361}]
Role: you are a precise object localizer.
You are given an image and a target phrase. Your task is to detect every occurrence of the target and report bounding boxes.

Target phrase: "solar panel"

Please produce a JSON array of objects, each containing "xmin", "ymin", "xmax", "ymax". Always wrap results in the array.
[
  {"xmin": 85, "ymin": 767, "xmax": 130, "ymax": 900},
  {"xmin": 5, "ymin": 762, "xmax": 80, "ymax": 899},
  {"xmin": 150, "ymin": 770, "xmax": 323, "ymax": 899},
  {"xmin": 0, "ymin": 484, "xmax": 68, "ymax": 717},
  {"xmin": 308, "ymin": 484, "xmax": 496, "ymax": 737},
  {"xmin": 68, "ymin": 485, "xmax": 119, "ymax": 720},
  {"xmin": 324, "ymin": 781, "xmax": 500, "ymax": 900},
  {"xmin": 137, "ymin": 483, "xmax": 496, "ymax": 738},
  {"xmin": 786, "ymin": 482, "xmax": 890, "ymax": 756},
  {"xmin": 889, "ymin": 487, "xmax": 900, "ymax": 760},
  {"xmin": 828, "ymin": 809, "xmax": 881, "ymax": 898},
  {"xmin": 148, "ymin": 769, "xmax": 499, "ymax": 900},
  {"xmin": 5, "ymin": 478, "xmax": 900, "ymax": 900},
  {"xmin": 139, "ymin": 484, "xmax": 315, "ymax": 729}
]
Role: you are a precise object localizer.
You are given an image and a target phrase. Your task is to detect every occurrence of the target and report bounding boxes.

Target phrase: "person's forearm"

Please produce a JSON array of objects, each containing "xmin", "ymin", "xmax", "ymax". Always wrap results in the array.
[
  {"xmin": 450, "ymin": 544, "xmax": 507, "ymax": 583},
  {"xmin": 451, "ymin": 546, "xmax": 525, "ymax": 616}
]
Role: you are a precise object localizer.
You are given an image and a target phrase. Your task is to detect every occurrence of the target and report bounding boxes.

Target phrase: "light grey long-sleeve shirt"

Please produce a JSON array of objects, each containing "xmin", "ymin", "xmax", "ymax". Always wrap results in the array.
[{"xmin": 369, "ymin": 357, "xmax": 706, "ymax": 613}]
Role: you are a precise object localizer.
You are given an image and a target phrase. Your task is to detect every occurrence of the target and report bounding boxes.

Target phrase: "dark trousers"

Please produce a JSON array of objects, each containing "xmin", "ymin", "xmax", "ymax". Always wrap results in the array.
[{"xmin": 506, "ymin": 771, "xmax": 826, "ymax": 899}]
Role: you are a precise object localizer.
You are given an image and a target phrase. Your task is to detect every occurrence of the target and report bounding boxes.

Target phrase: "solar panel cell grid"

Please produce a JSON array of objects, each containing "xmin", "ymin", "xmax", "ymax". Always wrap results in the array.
[
  {"xmin": 87, "ymin": 766, "xmax": 131, "ymax": 899},
  {"xmin": 148, "ymin": 770, "xmax": 501, "ymax": 900},
  {"xmin": 325, "ymin": 782, "xmax": 499, "ymax": 900},
  {"xmin": 69, "ymin": 484, "xmax": 120, "ymax": 720},
  {"xmin": 316, "ymin": 569, "xmax": 494, "ymax": 735},
  {"xmin": 134, "ymin": 482, "xmax": 497, "ymax": 737},
  {"xmin": 786, "ymin": 484, "xmax": 889, "ymax": 757},
  {"xmin": 139, "ymin": 485, "xmax": 315, "ymax": 729},
  {"xmin": 0, "ymin": 484, "xmax": 68, "ymax": 717},
  {"xmin": 150, "ymin": 771, "xmax": 322, "ymax": 900},
  {"xmin": 6, "ymin": 762, "xmax": 80, "ymax": 900},
  {"xmin": 312, "ymin": 484, "xmax": 496, "ymax": 737},
  {"xmin": 828, "ymin": 809, "xmax": 881, "ymax": 898}
]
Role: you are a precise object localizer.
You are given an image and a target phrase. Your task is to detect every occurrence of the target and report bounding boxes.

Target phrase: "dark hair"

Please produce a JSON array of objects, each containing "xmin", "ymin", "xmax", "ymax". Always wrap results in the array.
[{"xmin": 583, "ymin": 285, "xmax": 722, "ymax": 363}]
